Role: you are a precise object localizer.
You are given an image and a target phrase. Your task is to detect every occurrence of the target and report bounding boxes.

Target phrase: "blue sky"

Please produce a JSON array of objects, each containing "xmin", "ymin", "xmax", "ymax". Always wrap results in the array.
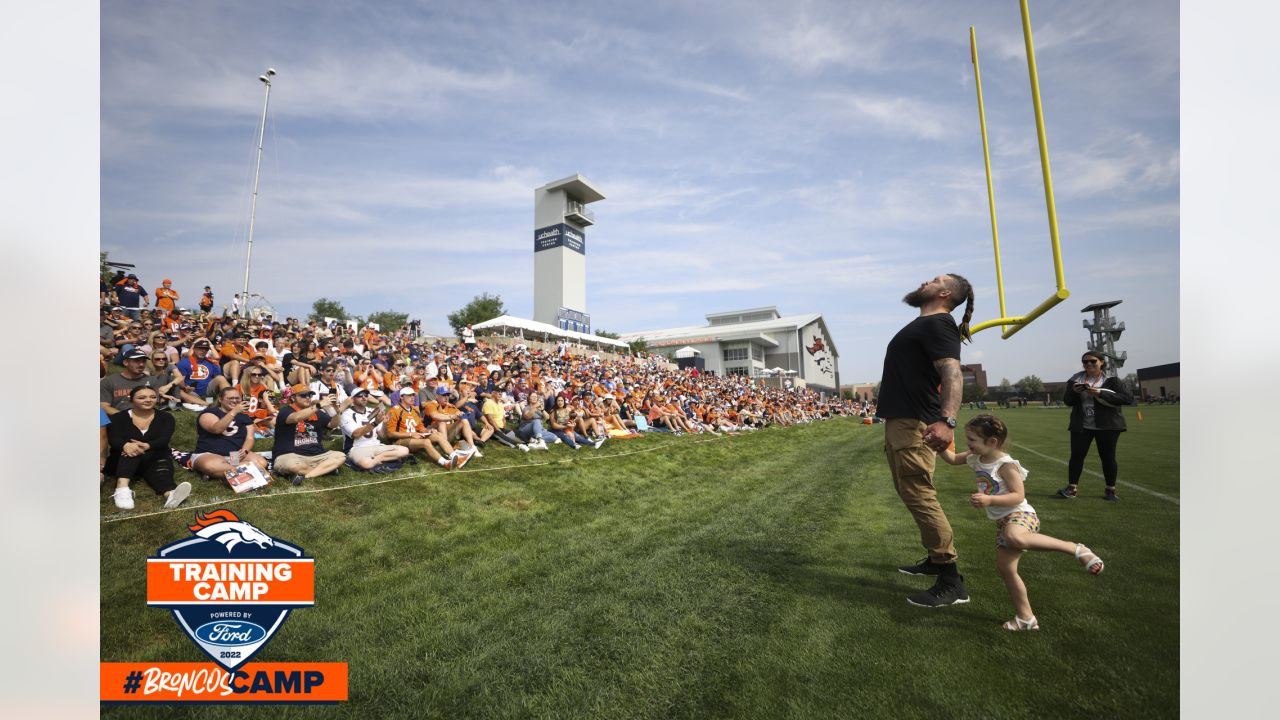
[{"xmin": 101, "ymin": 0, "xmax": 1178, "ymax": 385}]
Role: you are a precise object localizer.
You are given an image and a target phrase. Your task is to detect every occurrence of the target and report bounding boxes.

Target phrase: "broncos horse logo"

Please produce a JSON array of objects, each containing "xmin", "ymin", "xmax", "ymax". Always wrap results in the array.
[
  {"xmin": 806, "ymin": 336, "xmax": 826, "ymax": 356},
  {"xmin": 188, "ymin": 509, "xmax": 275, "ymax": 552}
]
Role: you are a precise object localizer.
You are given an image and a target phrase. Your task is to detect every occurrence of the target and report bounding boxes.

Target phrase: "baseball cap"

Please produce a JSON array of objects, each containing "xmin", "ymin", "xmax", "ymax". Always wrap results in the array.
[
  {"xmin": 350, "ymin": 388, "xmax": 370, "ymax": 398},
  {"xmin": 289, "ymin": 383, "xmax": 314, "ymax": 396},
  {"xmin": 435, "ymin": 386, "xmax": 450, "ymax": 395},
  {"xmin": 122, "ymin": 348, "xmax": 148, "ymax": 361},
  {"xmin": 193, "ymin": 338, "xmax": 212, "ymax": 347}
]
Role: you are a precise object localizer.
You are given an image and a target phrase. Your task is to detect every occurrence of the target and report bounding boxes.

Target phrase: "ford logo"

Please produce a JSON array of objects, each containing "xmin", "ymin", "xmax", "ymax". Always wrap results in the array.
[{"xmin": 193, "ymin": 621, "xmax": 267, "ymax": 647}]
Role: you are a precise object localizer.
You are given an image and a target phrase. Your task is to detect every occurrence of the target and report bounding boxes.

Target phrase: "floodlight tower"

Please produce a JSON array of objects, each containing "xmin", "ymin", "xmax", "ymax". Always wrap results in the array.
[
  {"xmin": 241, "ymin": 67, "xmax": 276, "ymax": 318},
  {"xmin": 1081, "ymin": 300, "xmax": 1127, "ymax": 376},
  {"xmin": 533, "ymin": 174, "xmax": 605, "ymax": 333}
]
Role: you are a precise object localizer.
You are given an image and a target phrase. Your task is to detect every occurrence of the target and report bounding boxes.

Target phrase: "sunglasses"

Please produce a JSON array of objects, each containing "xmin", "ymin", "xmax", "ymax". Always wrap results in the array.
[{"xmin": 1083, "ymin": 359, "xmax": 1100, "ymax": 365}]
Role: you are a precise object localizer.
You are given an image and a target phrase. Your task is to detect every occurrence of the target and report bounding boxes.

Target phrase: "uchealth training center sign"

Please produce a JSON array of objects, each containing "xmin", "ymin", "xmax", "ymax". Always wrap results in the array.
[
  {"xmin": 101, "ymin": 510, "xmax": 348, "ymax": 704},
  {"xmin": 534, "ymin": 223, "xmax": 586, "ymax": 255}
]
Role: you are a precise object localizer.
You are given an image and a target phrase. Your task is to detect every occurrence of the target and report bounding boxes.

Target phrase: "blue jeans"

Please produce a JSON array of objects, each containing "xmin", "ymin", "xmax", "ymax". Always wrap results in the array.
[
  {"xmin": 550, "ymin": 429, "xmax": 588, "ymax": 448},
  {"xmin": 516, "ymin": 418, "xmax": 556, "ymax": 444}
]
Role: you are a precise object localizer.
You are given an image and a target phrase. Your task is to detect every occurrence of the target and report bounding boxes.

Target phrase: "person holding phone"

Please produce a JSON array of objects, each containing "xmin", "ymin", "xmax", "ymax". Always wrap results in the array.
[
  {"xmin": 341, "ymin": 388, "xmax": 409, "ymax": 470},
  {"xmin": 1057, "ymin": 351, "xmax": 1134, "ymax": 501},
  {"xmin": 193, "ymin": 386, "xmax": 269, "ymax": 480},
  {"xmin": 271, "ymin": 384, "xmax": 347, "ymax": 485}
]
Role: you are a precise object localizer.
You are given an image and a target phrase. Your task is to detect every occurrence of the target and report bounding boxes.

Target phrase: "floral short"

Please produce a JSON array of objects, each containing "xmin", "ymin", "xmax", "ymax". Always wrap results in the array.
[{"xmin": 996, "ymin": 511, "xmax": 1041, "ymax": 550}]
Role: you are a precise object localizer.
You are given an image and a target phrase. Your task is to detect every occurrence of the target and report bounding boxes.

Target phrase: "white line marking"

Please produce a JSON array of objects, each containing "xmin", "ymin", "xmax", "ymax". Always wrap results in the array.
[
  {"xmin": 1010, "ymin": 441, "xmax": 1179, "ymax": 505},
  {"xmin": 102, "ymin": 434, "xmax": 726, "ymax": 524}
]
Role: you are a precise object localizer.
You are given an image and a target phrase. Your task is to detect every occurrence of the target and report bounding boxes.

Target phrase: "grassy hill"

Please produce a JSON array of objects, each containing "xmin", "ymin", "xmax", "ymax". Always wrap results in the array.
[{"xmin": 101, "ymin": 406, "xmax": 1179, "ymax": 719}]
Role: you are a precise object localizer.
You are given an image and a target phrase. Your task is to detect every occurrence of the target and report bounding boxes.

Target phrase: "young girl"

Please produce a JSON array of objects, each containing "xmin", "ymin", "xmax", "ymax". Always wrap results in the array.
[{"xmin": 940, "ymin": 414, "xmax": 1105, "ymax": 631}]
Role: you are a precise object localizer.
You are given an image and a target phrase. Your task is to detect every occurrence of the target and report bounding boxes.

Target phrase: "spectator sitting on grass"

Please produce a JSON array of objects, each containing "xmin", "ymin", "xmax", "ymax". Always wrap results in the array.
[
  {"xmin": 310, "ymin": 362, "xmax": 349, "ymax": 405},
  {"xmin": 271, "ymin": 384, "xmax": 347, "ymax": 486},
  {"xmin": 192, "ymin": 386, "xmax": 269, "ymax": 480},
  {"xmin": 478, "ymin": 387, "xmax": 528, "ymax": 452},
  {"xmin": 250, "ymin": 340, "xmax": 284, "ymax": 389},
  {"xmin": 286, "ymin": 339, "xmax": 318, "ymax": 386},
  {"xmin": 548, "ymin": 395, "xmax": 602, "ymax": 450},
  {"xmin": 424, "ymin": 386, "xmax": 480, "ymax": 461},
  {"xmin": 145, "ymin": 349, "xmax": 186, "ymax": 410},
  {"xmin": 238, "ymin": 365, "xmax": 278, "ymax": 437},
  {"xmin": 101, "ymin": 348, "xmax": 157, "ymax": 415},
  {"xmin": 383, "ymin": 385, "xmax": 457, "ymax": 469},
  {"xmin": 515, "ymin": 392, "xmax": 555, "ymax": 450},
  {"xmin": 341, "ymin": 388, "xmax": 410, "ymax": 471},
  {"xmin": 104, "ymin": 386, "xmax": 192, "ymax": 511},
  {"xmin": 176, "ymin": 338, "xmax": 230, "ymax": 409},
  {"xmin": 218, "ymin": 333, "xmax": 256, "ymax": 386}
]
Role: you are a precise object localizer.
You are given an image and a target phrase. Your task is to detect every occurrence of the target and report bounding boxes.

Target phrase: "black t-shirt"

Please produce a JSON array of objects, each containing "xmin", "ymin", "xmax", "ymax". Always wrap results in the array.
[
  {"xmin": 877, "ymin": 313, "xmax": 961, "ymax": 422},
  {"xmin": 273, "ymin": 406, "xmax": 332, "ymax": 457}
]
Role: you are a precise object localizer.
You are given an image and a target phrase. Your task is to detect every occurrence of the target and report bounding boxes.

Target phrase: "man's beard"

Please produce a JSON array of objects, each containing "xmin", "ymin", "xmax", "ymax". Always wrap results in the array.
[{"xmin": 902, "ymin": 287, "xmax": 929, "ymax": 307}]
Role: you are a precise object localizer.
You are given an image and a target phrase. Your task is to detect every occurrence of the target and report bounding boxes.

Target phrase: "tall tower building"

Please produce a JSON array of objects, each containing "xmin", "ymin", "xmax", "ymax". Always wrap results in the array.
[{"xmin": 533, "ymin": 174, "xmax": 605, "ymax": 333}]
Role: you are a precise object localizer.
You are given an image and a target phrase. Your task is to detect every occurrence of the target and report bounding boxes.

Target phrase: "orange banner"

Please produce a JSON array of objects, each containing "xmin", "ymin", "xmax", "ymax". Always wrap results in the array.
[
  {"xmin": 100, "ymin": 662, "xmax": 347, "ymax": 703},
  {"xmin": 146, "ymin": 559, "xmax": 314, "ymax": 605}
]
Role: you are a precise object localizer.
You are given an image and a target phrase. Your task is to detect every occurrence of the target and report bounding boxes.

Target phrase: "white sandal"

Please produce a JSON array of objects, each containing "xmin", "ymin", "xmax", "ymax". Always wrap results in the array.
[
  {"xmin": 1075, "ymin": 544, "xmax": 1104, "ymax": 575},
  {"xmin": 1002, "ymin": 616, "xmax": 1039, "ymax": 631}
]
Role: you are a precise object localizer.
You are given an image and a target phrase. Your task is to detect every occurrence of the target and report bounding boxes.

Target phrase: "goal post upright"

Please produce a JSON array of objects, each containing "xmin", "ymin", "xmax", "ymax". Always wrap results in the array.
[{"xmin": 967, "ymin": 0, "xmax": 1070, "ymax": 340}]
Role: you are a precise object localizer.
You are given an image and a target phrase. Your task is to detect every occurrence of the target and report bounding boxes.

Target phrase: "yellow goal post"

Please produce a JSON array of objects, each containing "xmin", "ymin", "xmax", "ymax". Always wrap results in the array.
[{"xmin": 968, "ymin": 0, "xmax": 1069, "ymax": 340}]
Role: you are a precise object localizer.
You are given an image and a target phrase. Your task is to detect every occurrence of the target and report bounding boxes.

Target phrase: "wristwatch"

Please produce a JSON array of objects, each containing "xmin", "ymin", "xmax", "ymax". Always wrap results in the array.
[{"xmin": 938, "ymin": 416, "xmax": 957, "ymax": 428}]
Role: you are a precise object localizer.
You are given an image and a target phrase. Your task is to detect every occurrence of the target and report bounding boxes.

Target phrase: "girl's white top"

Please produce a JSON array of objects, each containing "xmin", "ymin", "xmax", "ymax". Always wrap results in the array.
[{"xmin": 966, "ymin": 453, "xmax": 1035, "ymax": 521}]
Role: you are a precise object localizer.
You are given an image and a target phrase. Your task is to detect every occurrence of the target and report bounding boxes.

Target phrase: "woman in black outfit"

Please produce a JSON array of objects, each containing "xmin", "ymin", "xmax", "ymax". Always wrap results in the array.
[
  {"xmin": 1058, "ymin": 350, "xmax": 1133, "ymax": 502},
  {"xmin": 104, "ymin": 386, "xmax": 191, "ymax": 511}
]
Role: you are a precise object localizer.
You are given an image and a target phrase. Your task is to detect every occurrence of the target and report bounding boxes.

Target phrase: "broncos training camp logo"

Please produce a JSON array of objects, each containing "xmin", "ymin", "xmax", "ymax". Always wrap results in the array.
[{"xmin": 147, "ymin": 510, "xmax": 315, "ymax": 671}]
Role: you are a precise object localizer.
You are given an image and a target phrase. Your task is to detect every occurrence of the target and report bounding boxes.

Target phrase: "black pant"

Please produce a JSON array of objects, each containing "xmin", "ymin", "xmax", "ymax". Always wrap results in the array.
[
  {"xmin": 107, "ymin": 450, "xmax": 177, "ymax": 495},
  {"xmin": 487, "ymin": 428, "xmax": 523, "ymax": 449},
  {"xmin": 1068, "ymin": 430, "xmax": 1120, "ymax": 488}
]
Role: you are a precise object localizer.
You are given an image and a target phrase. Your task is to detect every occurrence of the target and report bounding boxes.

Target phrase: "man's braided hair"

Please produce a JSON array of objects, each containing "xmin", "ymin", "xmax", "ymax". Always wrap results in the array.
[{"xmin": 946, "ymin": 273, "xmax": 974, "ymax": 343}]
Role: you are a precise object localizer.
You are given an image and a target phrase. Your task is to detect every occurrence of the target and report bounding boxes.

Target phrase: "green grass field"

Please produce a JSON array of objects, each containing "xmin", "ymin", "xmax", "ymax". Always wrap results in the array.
[{"xmin": 101, "ymin": 405, "xmax": 1179, "ymax": 719}]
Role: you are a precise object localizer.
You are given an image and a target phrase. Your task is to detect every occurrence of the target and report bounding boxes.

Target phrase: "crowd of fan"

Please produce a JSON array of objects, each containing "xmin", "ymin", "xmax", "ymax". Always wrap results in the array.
[{"xmin": 99, "ymin": 273, "xmax": 876, "ymax": 512}]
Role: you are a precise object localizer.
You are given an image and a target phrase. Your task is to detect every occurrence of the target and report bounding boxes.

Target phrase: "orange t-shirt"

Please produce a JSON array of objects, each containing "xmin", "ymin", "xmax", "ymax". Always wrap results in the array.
[
  {"xmin": 220, "ymin": 342, "xmax": 255, "ymax": 363},
  {"xmin": 155, "ymin": 287, "xmax": 179, "ymax": 311}
]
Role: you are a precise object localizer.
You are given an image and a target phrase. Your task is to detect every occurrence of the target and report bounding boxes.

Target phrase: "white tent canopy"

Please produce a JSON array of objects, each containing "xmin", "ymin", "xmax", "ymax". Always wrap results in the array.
[
  {"xmin": 673, "ymin": 346, "xmax": 702, "ymax": 358},
  {"xmin": 472, "ymin": 315, "xmax": 629, "ymax": 350}
]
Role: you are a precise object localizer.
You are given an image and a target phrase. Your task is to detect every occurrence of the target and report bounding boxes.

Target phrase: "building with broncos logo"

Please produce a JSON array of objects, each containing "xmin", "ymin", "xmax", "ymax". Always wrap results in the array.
[{"xmin": 619, "ymin": 307, "xmax": 840, "ymax": 395}]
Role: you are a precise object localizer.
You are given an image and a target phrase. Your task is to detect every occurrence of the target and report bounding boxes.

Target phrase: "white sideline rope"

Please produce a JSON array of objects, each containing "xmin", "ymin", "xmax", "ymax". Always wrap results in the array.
[
  {"xmin": 101, "ymin": 433, "xmax": 731, "ymax": 524},
  {"xmin": 1011, "ymin": 441, "xmax": 1180, "ymax": 506}
]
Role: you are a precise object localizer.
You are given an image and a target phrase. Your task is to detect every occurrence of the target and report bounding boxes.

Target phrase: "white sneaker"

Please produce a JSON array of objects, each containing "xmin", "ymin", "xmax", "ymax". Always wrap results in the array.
[
  {"xmin": 182, "ymin": 402, "xmax": 207, "ymax": 412},
  {"xmin": 472, "ymin": 448, "xmax": 484, "ymax": 458},
  {"xmin": 163, "ymin": 481, "xmax": 192, "ymax": 509},
  {"xmin": 113, "ymin": 487, "xmax": 135, "ymax": 510},
  {"xmin": 593, "ymin": 437, "xmax": 606, "ymax": 449},
  {"xmin": 552, "ymin": 437, "xmax": 562, "ymax": 444},
  {"xmin": 517, "ymin": 444, "xmax": 530, "ymax": 452}
]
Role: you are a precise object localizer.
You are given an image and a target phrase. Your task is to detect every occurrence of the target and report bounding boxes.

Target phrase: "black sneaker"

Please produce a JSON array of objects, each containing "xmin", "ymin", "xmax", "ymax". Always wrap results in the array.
[
  {"xmin": 290, "ymin": 474, "xmax": 305, "ymax": 486},
  {"xmin": 898, "ymin": 558, "xmax": 943, "ymax": 576},
  {"xmin": 1056, "ymin": 485, "xmax": 1078, "ymax": 499},
  {"xmin": 1104, "ymin": 488, "xmax": 1119, "ymax": 502},
  {"xmin": 907, "ymin": 575, "xmax": 970, "ymax": 608}
]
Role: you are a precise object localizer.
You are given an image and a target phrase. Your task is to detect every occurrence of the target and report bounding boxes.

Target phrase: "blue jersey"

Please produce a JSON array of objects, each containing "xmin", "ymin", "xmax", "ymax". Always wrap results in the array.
[{"xmin": 176, "ymin": 357, "xmax": 223, "ymax": 396}]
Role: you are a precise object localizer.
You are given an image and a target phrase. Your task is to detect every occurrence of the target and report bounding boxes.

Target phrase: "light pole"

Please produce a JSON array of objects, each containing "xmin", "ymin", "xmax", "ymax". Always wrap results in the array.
[{"xmin": 241, "ymin": 67, "xmax": 276, "ymax": 318}]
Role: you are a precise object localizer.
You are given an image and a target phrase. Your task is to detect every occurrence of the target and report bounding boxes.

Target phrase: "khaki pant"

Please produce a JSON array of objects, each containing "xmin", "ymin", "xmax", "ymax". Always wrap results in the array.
[
  {"xmin": 884, "ymin": 418, "xmax": 957, "ymax": 564},
  {"xmin": 273, "ymin": 450, "xmax": 345, "ymax": 475}
]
